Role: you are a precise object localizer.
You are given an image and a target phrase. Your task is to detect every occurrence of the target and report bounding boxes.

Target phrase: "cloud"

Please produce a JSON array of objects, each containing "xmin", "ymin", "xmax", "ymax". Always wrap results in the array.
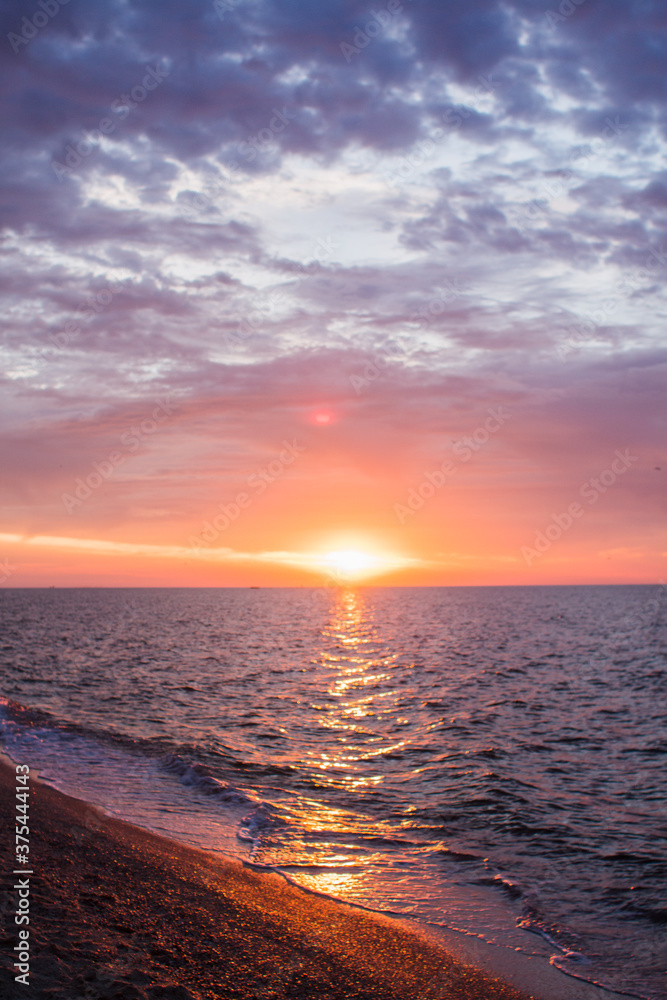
[
  {"xmin": 1, "ymin": 0, "xmax": 665, "ymax": 580},
  {"xmin": 0, "ymin": 531, "xmax": 423, "ymax": 582}
]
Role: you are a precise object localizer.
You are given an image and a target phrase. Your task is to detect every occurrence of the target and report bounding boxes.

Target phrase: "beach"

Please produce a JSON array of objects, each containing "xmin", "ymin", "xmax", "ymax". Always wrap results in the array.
[
  {"xmin": 1, "ymin": 586, "xmax": 662, "ymax": 1000},
  {"xmin": 0, "ymin": 755, "xmax": 636, "ymax": 1000},
  {"xmin": 0, "ymin": 756, "xmax": 536, "ymax": 1000},
  {"xmin": 2, "ymin": 0, "xmax": 664, "ymax": 991}
]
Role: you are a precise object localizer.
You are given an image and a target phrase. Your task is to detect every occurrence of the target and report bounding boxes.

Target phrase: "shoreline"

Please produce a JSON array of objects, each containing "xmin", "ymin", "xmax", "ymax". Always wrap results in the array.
[{"xmin": 0, "ymin": 754, "xmax": 631, "ymax": 1000}]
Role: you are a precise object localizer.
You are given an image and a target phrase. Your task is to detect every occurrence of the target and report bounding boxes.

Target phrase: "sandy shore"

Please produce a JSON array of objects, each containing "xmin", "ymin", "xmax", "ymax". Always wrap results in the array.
[{"xmin": 0, "ymin": 756, "xmax": 628, "ymax": 1000}]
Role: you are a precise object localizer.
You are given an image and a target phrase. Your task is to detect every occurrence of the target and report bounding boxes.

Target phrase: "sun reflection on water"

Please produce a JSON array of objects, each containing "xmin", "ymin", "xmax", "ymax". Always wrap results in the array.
[
  {"xmin": 255, "ymin": 589, "xmax": 416, "ymax": 906},
  {"xmin": 291, "ymin": 866, "xmax": 380, "ymax": 901},
  {"xmin": 307, "ymin": 589, "xmax": 407, "ymax": 790}
]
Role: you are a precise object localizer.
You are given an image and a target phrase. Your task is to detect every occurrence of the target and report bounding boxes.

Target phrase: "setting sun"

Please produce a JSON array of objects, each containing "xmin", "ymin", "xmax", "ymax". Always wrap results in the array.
[
  {"xmin": 1, "ymin": 2, "xmax": 663, "ymax": 997},
  {"xmin": 324, "ymin": 549, "xmax": 382, "ymax": 579},
  {"xmin": 314, "ymin": 548, "xmax": 416, "ymax": 582}
]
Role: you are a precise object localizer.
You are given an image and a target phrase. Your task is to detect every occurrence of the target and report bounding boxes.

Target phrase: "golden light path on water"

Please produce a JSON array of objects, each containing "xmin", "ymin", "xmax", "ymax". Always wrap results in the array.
[
  {"xmin": 291, "ymin": 589, "xmax": 414, "ymax": 902},
  {"xmin": 276, "ymin": 591, "xmax": 550, "ymax": 935},
  {"xmin": 2, "ymin": 588, "xmax": 662, "ymax": 997}
]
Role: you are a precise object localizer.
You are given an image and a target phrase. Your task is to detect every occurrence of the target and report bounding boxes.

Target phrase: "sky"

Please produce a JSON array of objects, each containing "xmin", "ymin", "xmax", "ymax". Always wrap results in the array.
[{"xmin": 0, "ymin": 0, "xmax": 665, "ymax": 587}]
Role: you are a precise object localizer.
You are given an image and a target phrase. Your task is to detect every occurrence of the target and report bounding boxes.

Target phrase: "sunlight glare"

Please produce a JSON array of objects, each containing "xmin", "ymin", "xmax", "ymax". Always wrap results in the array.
[{"xmin": 323, "ymin": 549, "xmax": 385, "ymax": 580}]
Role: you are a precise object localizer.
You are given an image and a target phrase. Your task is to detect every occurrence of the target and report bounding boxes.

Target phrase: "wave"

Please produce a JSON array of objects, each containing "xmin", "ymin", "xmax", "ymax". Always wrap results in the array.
[{"xmin": 159, "ymin": 753, "xmax": 259, "ymax": 805}]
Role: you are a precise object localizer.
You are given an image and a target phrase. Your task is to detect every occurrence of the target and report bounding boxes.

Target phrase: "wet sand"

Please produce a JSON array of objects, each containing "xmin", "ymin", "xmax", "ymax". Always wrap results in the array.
[{"xmin": 0, "ymin": 757, "xmax": 625, "ymax": 1000}]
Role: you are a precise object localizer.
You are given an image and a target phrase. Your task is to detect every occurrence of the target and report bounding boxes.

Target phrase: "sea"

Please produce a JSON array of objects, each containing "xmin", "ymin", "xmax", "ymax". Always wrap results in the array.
[{"xmin": 0, "ymin": 586, "xmax": 665, "ymax": 999}]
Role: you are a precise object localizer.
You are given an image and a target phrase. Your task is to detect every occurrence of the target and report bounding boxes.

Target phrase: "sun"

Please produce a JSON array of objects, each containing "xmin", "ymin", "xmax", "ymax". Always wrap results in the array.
[
  {"xmin": 322, "ymin": 549, "xmax": 391, "ymax": 581},
  {"xmin": 288, "ymin": 536, "xmax": 421, "ymax": 583}
]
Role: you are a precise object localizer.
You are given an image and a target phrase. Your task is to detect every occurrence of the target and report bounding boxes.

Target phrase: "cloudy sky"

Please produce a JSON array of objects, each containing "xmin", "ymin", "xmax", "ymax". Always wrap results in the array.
[{"xmin": 1, "ymin": 0, "xmax": 665, "ymax": 586}]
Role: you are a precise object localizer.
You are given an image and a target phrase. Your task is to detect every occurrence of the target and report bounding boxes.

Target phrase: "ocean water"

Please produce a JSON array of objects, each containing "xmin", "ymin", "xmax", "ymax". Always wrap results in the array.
[{"xmin": 0, "ymin": 586, "xmax": 665, "ymax": 999}]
